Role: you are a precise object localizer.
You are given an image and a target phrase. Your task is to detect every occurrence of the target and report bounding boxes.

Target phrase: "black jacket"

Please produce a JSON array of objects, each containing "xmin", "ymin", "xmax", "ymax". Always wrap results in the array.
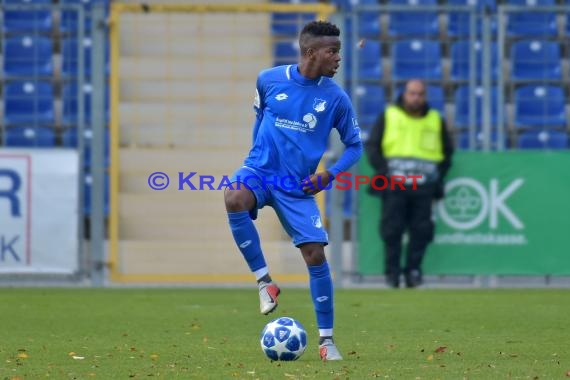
[{"xmin": 364, "ymin": 96, "xmax": 454, "ymax": 199}]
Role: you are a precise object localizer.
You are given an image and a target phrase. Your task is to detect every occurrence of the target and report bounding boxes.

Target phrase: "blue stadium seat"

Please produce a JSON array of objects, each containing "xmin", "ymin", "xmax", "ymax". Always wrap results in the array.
[
  {"xmin": 450, "ymin": 40, "xmax": 498, "ymax": 81},
  {"xmin": 60, "ymin": 0, "xmax": 109, "ymax": 33},
  {"xmin": 62, "ymin": 37, "xmax": 92, "ymax": 77},
  {"xmin": 354, "ymin": 84, "xmax": 385, "ymax": 126},
  {"xmin": 62, "ymin": 127, "xmax": 110, "ymax": 168},
  {"xmin": 270, "ymin": 0, "xmax": 316, "ymax": 36},
  {"xmin": 391, "ymin": 40, "xmax": 442, "ymax": 80},
  {"xmin": 388, "ymin": 0, "xmax": 439, "ymax": 37},
  {"xmin": 4, "ymin": 81, "xmax": 54, "ymax": 126},
  {"xmin": 517, "ymin": 130, "xmax": 568, "ymax": 149},
  {"xmin": 514, "ymin": 85, "xmax": 567, "ymax": 128},
  {"xmin": 453, "ymin": 85, "xmax": 499, "ymax": 129},
  {"xmin": 511, "ymin": 40, "xmax": 562, "ymax": 81},
  {"xmin": 447, "ymin": 0, "xmax": 497, "ymax": 37},
  {"xmin": 458, "ymin": 131, "xmax": 507, "ymax": 150},
  {"xmin": 3, "ymin": 0, "xmax": 52, "ymax": 33},
  {"xmin": 84, "ymin": 173, "xmax": 110, "ymax": 216},
  {"xmin": 5, "ymin": 126, "xmax": 55, "ymax": 147},
  {"xmin": 273, "ymin": 40, "xmax": 299, "ymax": 66},
  {"xmin": 343, "ymin": 39, "xmax": 382, "ymax": 79},
  {"xmin": 357, "ymin": 40, "xmax": 382, "ymax": 80},
  {"xmin": 393, "ymin": 84, "xmax": 445, "ymax": 115},
  {"xmin": 506, "ymin": 0, "xmax": 557, "ymax": 37},
  {"xmin": 62, "ymin": 82, "xmax": 109, "ymax": 126},
  {"xmin": 3, "ymin": 36, "xmax": 53, "ymax": 77}
]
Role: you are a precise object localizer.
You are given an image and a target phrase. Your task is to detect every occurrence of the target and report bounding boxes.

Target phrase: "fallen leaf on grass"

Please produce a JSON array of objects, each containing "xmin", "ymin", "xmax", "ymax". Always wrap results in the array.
[
  {"xmin": 435, "ymin": 346, "xmax": 447, "ymax": 354},
  {"xmin": 347, "ymin": 351, "xmax": 357, "ymax": 356},
  {"xmin": 73, "ymin": 356, "xmax": 85, "ymax": 360},
  {"xmin": 427, "ymin": 355, "xmax": 434, "ymax": 361},
  {"xmin": 149, "ymin": 354, "xmax": 159, "ymax": 360},
  {"xmin": 565, "ymin": 370, "xmax": 570, "ymax": 377},
  {"xmin": 68, "ymin": 352, "xmax": 76, "ymax": 357},
  {"xmin": 17, "ymin": 352, "xmax": 29, "ymax": 359}
]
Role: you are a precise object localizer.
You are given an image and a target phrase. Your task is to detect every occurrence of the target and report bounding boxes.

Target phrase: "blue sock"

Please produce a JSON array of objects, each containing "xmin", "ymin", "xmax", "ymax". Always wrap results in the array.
[
  {"xmin": 228, "ymin": 211, "xmax": 267, "ymax": 272},
  {"xmin": 308, "ymin": 261, "xmax": 334, "ymax": 331}
]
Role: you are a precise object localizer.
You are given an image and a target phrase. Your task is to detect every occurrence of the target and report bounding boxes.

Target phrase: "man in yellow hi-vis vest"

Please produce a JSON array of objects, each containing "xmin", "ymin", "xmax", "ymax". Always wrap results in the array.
[{"xmin": 365, "ymin": 80, "xmax": 454, "ymax": 288}]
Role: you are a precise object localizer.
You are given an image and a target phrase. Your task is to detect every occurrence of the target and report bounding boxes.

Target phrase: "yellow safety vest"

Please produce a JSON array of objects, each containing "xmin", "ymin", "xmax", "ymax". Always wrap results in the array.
[{"xmin": 382, "ymin": 105, "xmax": 444, "ymax": 163}]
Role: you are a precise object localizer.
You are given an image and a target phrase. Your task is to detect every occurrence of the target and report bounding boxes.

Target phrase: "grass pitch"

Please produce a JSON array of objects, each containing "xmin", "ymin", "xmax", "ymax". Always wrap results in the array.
[{"xmin": 0, "ymin": 288, "xmax": 568, "ymax": 379}]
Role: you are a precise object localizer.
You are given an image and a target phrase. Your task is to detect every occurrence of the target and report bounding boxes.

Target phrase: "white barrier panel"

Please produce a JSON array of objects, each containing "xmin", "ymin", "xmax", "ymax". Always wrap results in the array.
[{"xmin": 0, "ymin": 149, "xmax": 79, "ymax": 274}]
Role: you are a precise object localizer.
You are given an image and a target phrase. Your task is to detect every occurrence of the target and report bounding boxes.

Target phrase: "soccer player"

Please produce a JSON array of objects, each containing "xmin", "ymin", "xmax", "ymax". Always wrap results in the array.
[{"xmin": 224, "ymin": 21, "xmax": 362, "ymax": 361}]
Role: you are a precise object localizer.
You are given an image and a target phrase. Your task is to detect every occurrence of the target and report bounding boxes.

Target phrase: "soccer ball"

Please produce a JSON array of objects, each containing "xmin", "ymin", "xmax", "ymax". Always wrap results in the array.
[{"xmin": 260, "ymin": 317, "xmax": 308, "ymax": 361}]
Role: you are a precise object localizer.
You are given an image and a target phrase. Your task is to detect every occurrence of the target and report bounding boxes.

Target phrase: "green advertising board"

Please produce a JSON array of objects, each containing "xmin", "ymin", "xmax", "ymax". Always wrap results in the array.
[{"xmin": 357, "ymin": 151, "xmax": 570, "ymax": 275}]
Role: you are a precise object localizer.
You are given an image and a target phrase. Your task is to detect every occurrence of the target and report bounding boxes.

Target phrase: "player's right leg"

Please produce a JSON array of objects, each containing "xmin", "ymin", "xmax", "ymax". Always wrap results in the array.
[{"xmin": 224, "ymin": 167, "xmax": 280, "ymax": 315}]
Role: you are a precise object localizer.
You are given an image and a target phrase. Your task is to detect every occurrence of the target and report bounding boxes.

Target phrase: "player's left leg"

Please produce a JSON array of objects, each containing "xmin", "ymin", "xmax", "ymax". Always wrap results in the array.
[{"xmin": 271, "ymin": 192, "xmax": 342, "ymax": 361}]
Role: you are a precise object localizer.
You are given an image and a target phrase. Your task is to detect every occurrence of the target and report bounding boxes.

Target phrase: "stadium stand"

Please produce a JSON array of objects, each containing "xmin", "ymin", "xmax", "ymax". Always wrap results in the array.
[
  {"xmin": 510, "ymin": 40, "xmax": 562, "ymax": 81},
  {"xmin": 3, "ymin": 35, "xmax": 53, "ymax": 77},
  {"xmin": 513, "ymin": 85, "xmax": 567, "ymax": 129},
  {"xmin": 3, "ymin": 0, "xmax": 53, "ymax": 33},
  {"xmin": 505, "ymin": 0, "xmax": 558, "ymax": 37},
  {"xmin": 450, "ymin": 40, "xmax": 499, "ymax": 81},
  {"xmin": 453, "ymin": 85, "xmax": 500, "ymax": 129},
  {"xmin": 517, "ymin": 130, "xmax": 569, "ymax": 149},
  {"xmin": 447, "ymin": 0, "xmax": 497, "ymax": 37},
  {"xmin": 387, "ymin": 0, "xmax": 440, "ymax": 37},
  {"xmin": 354, "ymin": 83, "xmax": 386, "ymax": 127},
  {"xmin": 3, "ymin": 80, "xmax": 54, "ymax": 126},
  {"xmin": 5, "ymin": 126, "xmax": 56, "ymax": 147},
  {"xmin": 391, "ymin": 39, "xmax": 442, "ymax": 80}
]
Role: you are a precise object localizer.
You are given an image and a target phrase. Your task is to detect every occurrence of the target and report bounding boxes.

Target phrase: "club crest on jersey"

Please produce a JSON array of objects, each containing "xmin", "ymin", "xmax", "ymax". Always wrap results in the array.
[
  {"xmin": 313, "ymin": 98, "xmax": 327, "ymax": 113},
  {"xmin": 311, "ymin": 215, "xmax": 323, "ymax": 228}
]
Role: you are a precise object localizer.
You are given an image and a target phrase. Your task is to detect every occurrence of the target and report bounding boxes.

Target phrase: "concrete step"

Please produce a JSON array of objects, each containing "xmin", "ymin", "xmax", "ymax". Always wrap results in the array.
[{"xmin": 117, "ymin": 238, "xmax": 305, "ymax": 276}]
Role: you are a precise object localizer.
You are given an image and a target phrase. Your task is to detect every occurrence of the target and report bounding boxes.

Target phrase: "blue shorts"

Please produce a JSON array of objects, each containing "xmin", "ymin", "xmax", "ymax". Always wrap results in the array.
[{"xmin": 229, "ymin": 166, "xmax": 328, "ymax": 247}]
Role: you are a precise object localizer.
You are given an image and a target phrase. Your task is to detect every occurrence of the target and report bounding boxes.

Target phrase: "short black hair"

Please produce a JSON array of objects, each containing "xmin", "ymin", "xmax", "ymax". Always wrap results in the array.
[
  {"xmin": 300, "ymin": 20, "xmax": 340, "ymax": 38},
  {"xmin": 299, "ymin": 21, "xmax": 340, "ymax": 54}
]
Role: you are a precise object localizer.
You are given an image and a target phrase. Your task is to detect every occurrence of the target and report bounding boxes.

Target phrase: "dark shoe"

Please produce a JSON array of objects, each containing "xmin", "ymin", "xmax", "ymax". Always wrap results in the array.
[
  {"xmin": 405, "ymin": 270, "xmax": 423, "ymax": 288},
  {"xmin": 385, "ymin": 274, "xmax": 400, "ymax": 289}
]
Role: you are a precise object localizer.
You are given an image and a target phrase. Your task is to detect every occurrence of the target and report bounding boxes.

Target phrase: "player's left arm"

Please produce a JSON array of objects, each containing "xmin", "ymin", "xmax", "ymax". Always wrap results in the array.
[{"xmin": 302, "ymin": 95, "xmax": 363, "ymax": 194}]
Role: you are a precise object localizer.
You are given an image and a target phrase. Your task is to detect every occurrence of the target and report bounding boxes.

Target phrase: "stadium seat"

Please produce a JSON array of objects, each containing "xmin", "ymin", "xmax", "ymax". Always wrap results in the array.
[
  {"xmin": 3, "ymin": 0, "xmax": 52, "ymax": 33},
  {"xmin": 511, "ymin": 40, "xmax": 562, "ymax": 81},
  {"xmin": 447, "ymin": 0, "xmax": 497, "ymax": 37},
  {"xmin": 514, "ymin": 85, "xmax": 567, "ymax": 128},
  {"xmin": 270, "ymin": 0, "xmax": 316, "ymax": 37},
  {"xmin": 343, "ymin": 39, "xmax": 382, "ymax": 80},
  {"xmin": 5, "ymin": 126, "xmax": 55, "ymax": 147},
  {"xmin": 505, "ymin": 0, "xmax": 557, "ymax": 37},
  {"xmin": 3, "ymin": 36, "xmax": 53, "ymax": 77},
  {"xmin": 273, "ymin": 40, "xmax": 299, "ymax": 66},
  {"xmin": 357, "ymin": 40, "xmax": 382, "ymax": 80},
  {"xmin": 391, "ymin": 40, "xmax": 442, "ymax": 80},
  {"xmin": 62, "ymin": 127, "xmax": 110, "ymax": 168},
  {"xmin": 62, "ymin": 82, "xmax": 109, "ymax": 127},
  {"xmin": 83, "ymin": 173, "xmax": 110, "ymax": 216},
  {"xmin": 458, "ymin": 131, "xmax": 507, "ymax": 150},
  {"xmin": 60, "ymin": 0, "xmax": 110, "ymax": 33},
  {"xmin": 354, "ymin": 84, "xmax": 385, "ymax": 127},
  {"xmin": 517, "ymin": 130, "xmax": 568, "ymax": 149},
  {"xmin": 61, "ymin": 37, "xmax": 92, "ymax": 77},
  {"xmin": 388, "ymin": 0, "xmax": 439, "ymax": 37},
  {"xmin": 453, "ymin": 85, "xmax": 499, "ymax": 129},
  {"xmin": 393, "ymin": 84, "xmax": 445, "ymax": 115},
  {"xmin": 388, "ymin": 0, "xmax": 439, "ymax": 38},
  {"xmin": 3, "ymin": 81, "xmax": 54, "ymax": 126},
  {"xmin": 450, "ymin": 40, "xmax": 498, "ymax": 81}
]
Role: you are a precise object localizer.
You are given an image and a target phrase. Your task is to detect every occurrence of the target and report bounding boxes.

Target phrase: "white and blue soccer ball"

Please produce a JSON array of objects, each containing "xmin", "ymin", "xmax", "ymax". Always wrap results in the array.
[{"xmin": 260, "ymin": 317, "xmax": 308, "ymax": 361}]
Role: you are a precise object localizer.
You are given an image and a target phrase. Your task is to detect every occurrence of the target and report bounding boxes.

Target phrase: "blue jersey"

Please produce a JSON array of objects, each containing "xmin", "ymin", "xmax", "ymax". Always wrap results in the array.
[{"xmin": 243, "ymin": 64, "xmax": 361, "ymax": 194}]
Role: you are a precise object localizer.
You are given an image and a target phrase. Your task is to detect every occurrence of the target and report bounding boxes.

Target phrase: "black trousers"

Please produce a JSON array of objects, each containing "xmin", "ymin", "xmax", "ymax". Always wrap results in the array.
[{"xmin": 380, "ymin": 186, "xmax": 435, "ymax": 277}]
